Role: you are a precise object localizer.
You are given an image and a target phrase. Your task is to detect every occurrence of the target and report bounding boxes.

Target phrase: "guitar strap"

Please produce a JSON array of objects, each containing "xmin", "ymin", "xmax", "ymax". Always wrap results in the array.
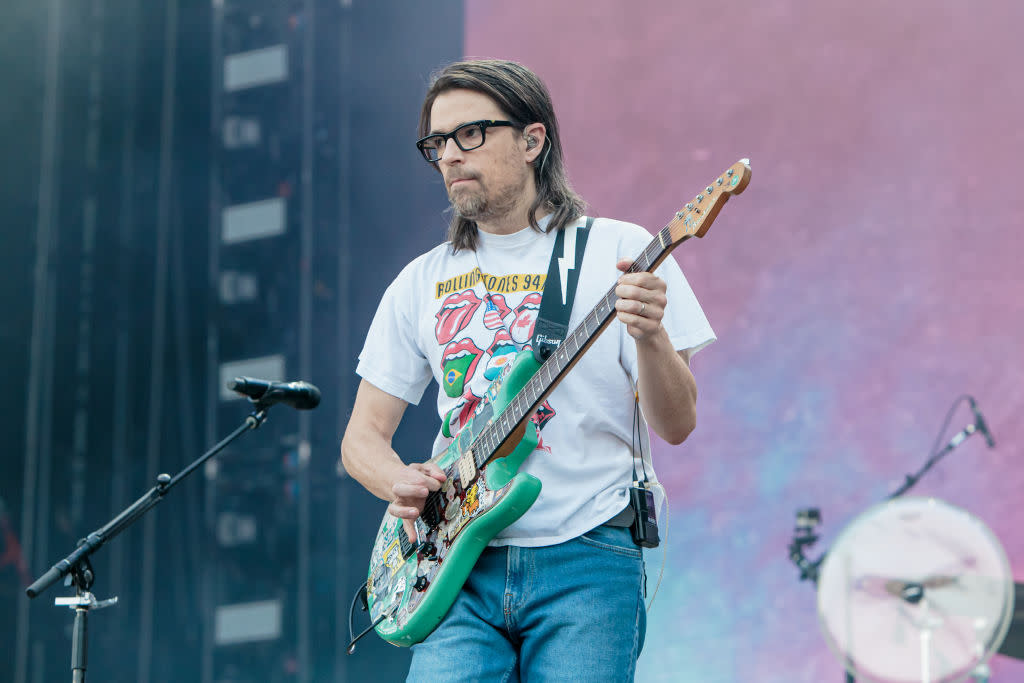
[{"xmin": 530, "ymin": 216, "xmax": 594, "ymax": 362}]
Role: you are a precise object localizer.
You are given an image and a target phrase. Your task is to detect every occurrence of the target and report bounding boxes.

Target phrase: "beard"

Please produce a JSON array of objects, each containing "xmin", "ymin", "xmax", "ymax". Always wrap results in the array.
[
  {"xmin": 449, "ymin": 183, "xmax": 489, "ymax": 218},
  {"xmin": 448, "ymin": 169, "xmax": 529, "ymax": 224}
]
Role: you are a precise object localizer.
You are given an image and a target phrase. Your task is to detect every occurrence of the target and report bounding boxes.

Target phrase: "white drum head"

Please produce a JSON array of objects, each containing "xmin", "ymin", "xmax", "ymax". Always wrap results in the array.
[{"xmin": 817, "ymin": 497, "xmax": 1014, "ymax": 683}]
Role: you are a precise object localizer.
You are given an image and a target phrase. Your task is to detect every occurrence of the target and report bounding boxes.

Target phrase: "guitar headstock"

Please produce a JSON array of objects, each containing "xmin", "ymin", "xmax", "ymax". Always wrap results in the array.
[{"xmin": 667, "ymin": 158, "xmax": 751, "ymax": 243}]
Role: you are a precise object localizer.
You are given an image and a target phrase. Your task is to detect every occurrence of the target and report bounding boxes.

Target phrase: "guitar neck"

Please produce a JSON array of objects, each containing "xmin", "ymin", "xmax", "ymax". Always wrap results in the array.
[
  {"xmin": 470, "ymin": 158, "xmax": 751, "ymax": 469},
  {"xmin": 472, "ymin": 225, "xmax": 687, "ymax": 465}
]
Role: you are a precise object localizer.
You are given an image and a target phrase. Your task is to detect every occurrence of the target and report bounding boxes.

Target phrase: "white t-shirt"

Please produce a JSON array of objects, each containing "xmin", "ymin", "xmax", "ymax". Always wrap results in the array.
[{"xmin": 356, "ymin": 215, "xmax": 715, "ymax": 547}]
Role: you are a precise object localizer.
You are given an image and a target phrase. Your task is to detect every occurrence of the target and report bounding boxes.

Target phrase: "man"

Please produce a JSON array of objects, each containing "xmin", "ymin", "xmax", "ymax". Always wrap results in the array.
[{"xmin": 341, "ymin": 59, "xmax": 715, "ymax": 681}]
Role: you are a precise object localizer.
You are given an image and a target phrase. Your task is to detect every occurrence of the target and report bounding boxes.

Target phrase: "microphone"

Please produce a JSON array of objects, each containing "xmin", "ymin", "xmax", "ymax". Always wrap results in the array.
[
  {"xmin": 228, "ymin": 377, "xmax": 321, "ymax": 410},
  {"xmin": 968, "ymin": 397, "xmax": 996, "ymax": 448}
]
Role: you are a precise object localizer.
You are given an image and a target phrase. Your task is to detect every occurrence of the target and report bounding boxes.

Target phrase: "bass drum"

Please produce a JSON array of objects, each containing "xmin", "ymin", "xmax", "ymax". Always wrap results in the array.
[{"xmin": 817, "ymin": 497, "xmax": 1014, "ymax": 683}]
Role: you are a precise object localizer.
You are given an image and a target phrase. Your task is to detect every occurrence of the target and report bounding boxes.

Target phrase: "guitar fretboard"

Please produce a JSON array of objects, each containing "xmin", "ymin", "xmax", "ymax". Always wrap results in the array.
[{"xmin": 470, "ymin": 222, "xmax": 685, "ymax": 467}]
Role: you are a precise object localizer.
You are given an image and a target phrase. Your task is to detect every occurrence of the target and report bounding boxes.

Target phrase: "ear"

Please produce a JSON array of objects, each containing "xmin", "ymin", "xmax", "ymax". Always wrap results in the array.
[{"xmin": 522, "ymin": 123, "xmax": 547, "ymax": 163}]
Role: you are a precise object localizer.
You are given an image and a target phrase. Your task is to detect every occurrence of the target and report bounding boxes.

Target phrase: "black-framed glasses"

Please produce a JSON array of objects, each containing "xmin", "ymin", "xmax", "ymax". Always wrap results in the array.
[{"xmin": 415, "ymin": 120, "xmax": 517, "ymax": 162}]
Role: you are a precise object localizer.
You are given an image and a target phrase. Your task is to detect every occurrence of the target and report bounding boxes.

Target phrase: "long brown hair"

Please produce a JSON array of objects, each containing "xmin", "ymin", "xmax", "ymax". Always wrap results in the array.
[{"xmin": 419, "ymin": 59, "xmax": 586, "ymax": 252}]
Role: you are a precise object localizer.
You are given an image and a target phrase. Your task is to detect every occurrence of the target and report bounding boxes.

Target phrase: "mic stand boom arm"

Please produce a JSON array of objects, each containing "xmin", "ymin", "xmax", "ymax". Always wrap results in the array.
[
  {"xmin": 25, "ymin": 407, "xmax": 270, "ymax": 682},
  {"xmin": 886, "ymin": 422, "xmax": 980, "ymax": 499}
]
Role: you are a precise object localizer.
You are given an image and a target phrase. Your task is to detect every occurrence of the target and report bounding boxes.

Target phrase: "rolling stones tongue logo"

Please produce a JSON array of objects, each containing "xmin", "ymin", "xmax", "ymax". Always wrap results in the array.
[
  {"xmin": 441, "ymin": 387, "xmax": 482, "ymax": 439},
  {"xmin": 484, "ymin": 328, "xmax": 518, "ymax": 381},
  {"xmin": 435, "ymin": 289, "xmax": 482, "ymax": 344},
  {"xmin": 510, "ymin": 292, "xmax": 542, "ymax": 345},
  {"xmin": 440, "ymin": 337, "xmax": 483, "ymax": 398},
  {"xmin": 532, "ymin": 400, "xmax": 556, "ymax": 429},
  {"xmin": 481, "ymin": 293, "xmax": 512, "ymax": 330},
  {"xmin": 532, "ymin": 400, "xmax": 556, "ymax": 453}
]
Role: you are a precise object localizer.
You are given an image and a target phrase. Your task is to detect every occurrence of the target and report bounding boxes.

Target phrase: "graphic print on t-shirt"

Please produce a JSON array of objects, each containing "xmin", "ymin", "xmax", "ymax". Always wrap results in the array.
[
  {"xmin": 435, "ymin": 290, "xmax": 483, "ymax": 344},
  {"xmin": 433, "ymin": 283, "xmax": 556, "ymax": 453},
  {"xmin": 483, "ymin": 328, "xmax": 518, "ymax": 380},
  {"xmin": 440, "ymin": 337, "xmax": 483, "ymax": 398},
  {"xmin": 481, "ymin": 293, "xmax": 511, "ymax": 330},
  {"xmin": 441, "ymin": 386, "xmax": 483, "ymax": 439},
  {"xmin": 509, "ymin": 292, "xmax": 542, "ymax": 345}
]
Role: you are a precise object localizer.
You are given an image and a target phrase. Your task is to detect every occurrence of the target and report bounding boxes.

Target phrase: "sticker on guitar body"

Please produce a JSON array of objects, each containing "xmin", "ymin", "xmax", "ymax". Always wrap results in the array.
[{"xmin": 397, "ymin": 476, "xmax": 508, "ymax": 624}]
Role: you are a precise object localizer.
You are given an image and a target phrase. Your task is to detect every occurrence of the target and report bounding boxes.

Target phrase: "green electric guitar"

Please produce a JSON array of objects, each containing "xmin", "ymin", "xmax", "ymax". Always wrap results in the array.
[{"xmin": 365, "ymin": 159, "xmax": 751, "ymax": 646}]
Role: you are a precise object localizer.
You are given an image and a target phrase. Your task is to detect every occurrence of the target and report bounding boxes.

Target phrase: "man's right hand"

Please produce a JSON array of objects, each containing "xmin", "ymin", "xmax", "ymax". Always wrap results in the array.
[{"xmin": 388, "ymin": 462, "xmax": 446, "ymax": 541}]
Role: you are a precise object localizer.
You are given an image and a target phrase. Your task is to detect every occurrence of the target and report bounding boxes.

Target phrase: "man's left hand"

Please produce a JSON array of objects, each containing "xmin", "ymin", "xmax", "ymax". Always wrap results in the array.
[{"xmin": 613, "ymin": 258, "xmax": 667, "ymax": 342}]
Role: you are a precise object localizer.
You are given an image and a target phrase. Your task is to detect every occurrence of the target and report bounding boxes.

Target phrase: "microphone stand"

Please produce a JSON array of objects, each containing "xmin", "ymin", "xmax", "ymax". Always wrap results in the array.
[
  {"xmin": 26, "ymin": 404, "xmax": 272, "ymax": 683},
  {"xmin": 887, "ymin": 422, "xmax": 980, "ymax": 499}
]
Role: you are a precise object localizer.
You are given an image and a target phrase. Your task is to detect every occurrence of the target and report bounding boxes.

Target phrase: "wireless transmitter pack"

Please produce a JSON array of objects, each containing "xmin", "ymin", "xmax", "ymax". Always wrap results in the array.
[{"xmin": 628, "ymin": 482, "xmax": 660, "ymax": 548}]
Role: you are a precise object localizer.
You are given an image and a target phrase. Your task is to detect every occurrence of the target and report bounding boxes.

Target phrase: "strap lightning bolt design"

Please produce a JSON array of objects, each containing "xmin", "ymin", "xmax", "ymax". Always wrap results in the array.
[{"xmin": 557, "ymin": 223, "xmax": 578, "ymax": 305}]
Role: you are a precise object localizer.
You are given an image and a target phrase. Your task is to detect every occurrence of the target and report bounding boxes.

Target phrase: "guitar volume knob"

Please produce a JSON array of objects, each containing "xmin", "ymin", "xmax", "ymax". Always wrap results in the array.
[{"xmin": 414, "ymin": 575, "xmax": 429, "ymax": 592}]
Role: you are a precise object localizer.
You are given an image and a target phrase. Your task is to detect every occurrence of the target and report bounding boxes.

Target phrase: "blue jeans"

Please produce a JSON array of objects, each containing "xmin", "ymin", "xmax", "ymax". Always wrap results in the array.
[{"xmin": 406, "ymin": 524, "xmax": 646, "ymax": 682}]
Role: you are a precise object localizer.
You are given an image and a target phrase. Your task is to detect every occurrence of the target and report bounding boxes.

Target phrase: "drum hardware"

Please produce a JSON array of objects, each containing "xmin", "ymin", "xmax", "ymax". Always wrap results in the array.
[{"xmin": 787, "ymin": 395, "xmax": 1010, "ymax": 683}]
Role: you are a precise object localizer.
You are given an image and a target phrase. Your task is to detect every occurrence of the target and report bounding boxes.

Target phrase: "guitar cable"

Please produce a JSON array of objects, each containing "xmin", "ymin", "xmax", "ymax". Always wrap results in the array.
[
  {"xmin": 632, "ymin": 389, "xmax": 668, "ymax": 613},
  {"xmin": 346, "ymin": 580, "xmax": 389, "ymax": 654}
]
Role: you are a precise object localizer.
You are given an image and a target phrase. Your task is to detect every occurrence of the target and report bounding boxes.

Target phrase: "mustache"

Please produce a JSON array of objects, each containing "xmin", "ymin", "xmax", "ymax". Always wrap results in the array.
[{"xmin": 446, "ymin": 172, "xmax": 479, "ymax": 185}]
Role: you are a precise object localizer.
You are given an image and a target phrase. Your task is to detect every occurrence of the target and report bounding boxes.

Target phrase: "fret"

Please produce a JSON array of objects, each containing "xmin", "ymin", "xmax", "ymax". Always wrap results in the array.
[
  {"xmin": 529, "ymin": 376, "xmax": 543, "ymax": 402},
  {"xmin": 641, "ymin": 243, "xmax": 659, "ymax": 269},
  {"xmin": 517, "ymin": 389, "xmax": 530, "ymax": 420}
]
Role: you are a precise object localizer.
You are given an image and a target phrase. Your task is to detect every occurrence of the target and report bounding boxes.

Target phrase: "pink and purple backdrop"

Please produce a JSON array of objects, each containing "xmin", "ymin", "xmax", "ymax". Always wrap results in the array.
[{"xmin": 465, "ymin": 1, "xmax": 1024, "ymax": 680}]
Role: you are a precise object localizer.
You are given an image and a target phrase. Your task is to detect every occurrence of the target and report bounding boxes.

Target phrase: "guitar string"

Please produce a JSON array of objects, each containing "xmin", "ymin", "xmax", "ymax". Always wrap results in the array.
[
  {"xmin": 472, "ymin": 223, "xmax": 674, "ymax": 459},
  {"xmin": 469, "ymin": 223, "xmax": 673, "ymax": 463},
  {"xmin": 421, "ymin": 222, "xmax": 679, "ymax": 520}
]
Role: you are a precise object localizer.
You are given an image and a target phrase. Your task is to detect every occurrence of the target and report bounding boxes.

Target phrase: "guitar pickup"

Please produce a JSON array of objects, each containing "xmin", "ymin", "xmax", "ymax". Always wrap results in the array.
[
  {"xmin": 397, "ymin": 525, "xmax": 414, "ymax": 557},
  {"xmin": 457, "ymin": 450, "xmax": 477, "ymax": 485},
  {"xmin": 420, "ymin": 496, "xmax": 443, "ymax": 528}
]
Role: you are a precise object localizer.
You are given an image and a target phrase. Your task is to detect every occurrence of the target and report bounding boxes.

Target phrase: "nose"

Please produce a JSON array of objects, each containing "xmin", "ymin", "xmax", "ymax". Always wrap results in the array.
[{"xmin": 439, "ymin": 136, "xmax": 464, "ymax": 165}]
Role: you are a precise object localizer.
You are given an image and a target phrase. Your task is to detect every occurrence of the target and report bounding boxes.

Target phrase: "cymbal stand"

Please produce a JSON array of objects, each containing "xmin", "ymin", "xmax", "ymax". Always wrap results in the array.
[{"xmin": 970, "ymin": 618, "xmax": 992, "ymax": 683}]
